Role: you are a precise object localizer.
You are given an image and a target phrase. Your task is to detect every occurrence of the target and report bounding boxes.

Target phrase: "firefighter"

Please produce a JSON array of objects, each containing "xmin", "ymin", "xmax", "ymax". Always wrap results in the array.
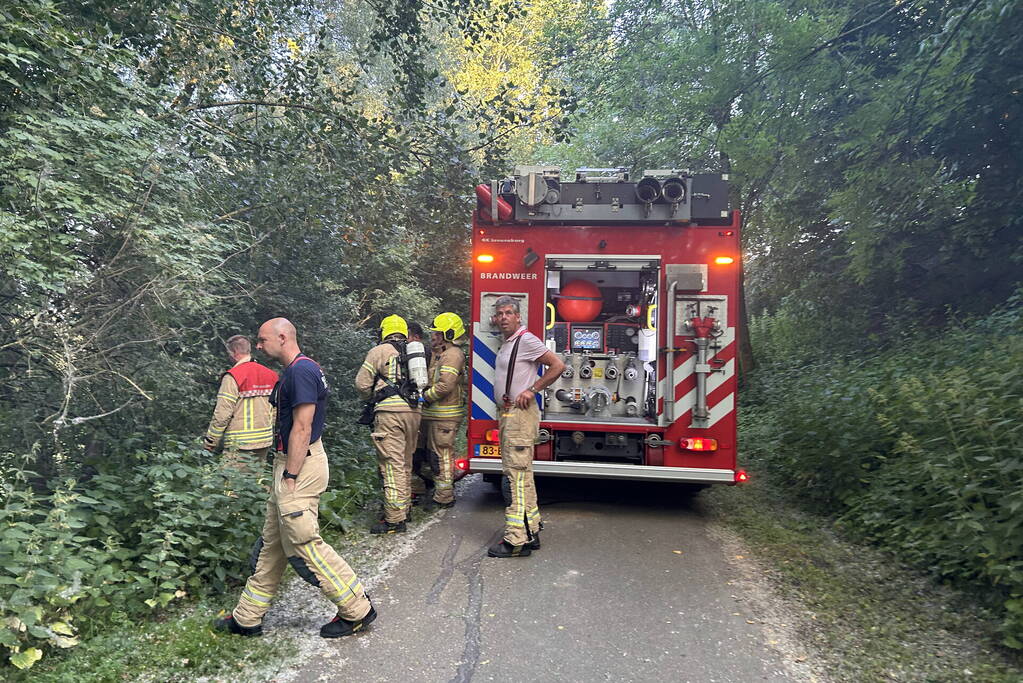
[
  {"xmin": 489, "ymin": 296, "xmax": 565, "ymax": 558},
  {"xmin": 203, "ymin": 334, "xmax": 277, "ymax": 471},
  {"xmin": 355, "ymin": 314, "xmax": 421, "ymax": 533},
  {"xmin": 408, "ymin": 322, "xmax": 436, "ymax": 504},
  {"xmin": 214, "ymin": 318, "xmax": 375, "ymax": 638},
  {"xmin": 420, "ymin": 312, "xmax": 467, "ymax": 509}
]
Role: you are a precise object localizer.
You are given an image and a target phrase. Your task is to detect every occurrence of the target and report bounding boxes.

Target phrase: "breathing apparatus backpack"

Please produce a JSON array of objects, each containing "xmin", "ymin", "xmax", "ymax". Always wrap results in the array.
[{"xmin": 357, "ymin": 340, "xmax": 422, "ymax": 425}]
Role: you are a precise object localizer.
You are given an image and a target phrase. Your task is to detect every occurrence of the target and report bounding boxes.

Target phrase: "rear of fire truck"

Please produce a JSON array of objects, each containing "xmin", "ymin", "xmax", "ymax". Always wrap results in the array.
[{"xmin": 466, "ymin": 166, "xmax": 746, "ymax": 486}]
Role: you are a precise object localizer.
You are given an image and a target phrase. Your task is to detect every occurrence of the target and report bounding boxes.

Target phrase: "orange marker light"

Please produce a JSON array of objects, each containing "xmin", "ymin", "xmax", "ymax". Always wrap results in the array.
[
  {"xmin": 680, "ymin": 437, "xmax": 718, "ymax": 451},
  {"xmin": 713, "ymin": 256, "xmax": 734, "ymax": 265},
  {"xmin": 484, "ymin": 429, "xmax": 500, "ymax": 443},
  {"xmin": 477, "ymin": 254, "xmax": 495, "ymax": 263}
]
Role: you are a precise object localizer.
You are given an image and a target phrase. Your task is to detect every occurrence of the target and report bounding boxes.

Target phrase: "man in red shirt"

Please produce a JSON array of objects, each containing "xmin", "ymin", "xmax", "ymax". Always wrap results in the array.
[{"xmin": 203, "ymin": 335, "xmax": 277, "ymax": 471}]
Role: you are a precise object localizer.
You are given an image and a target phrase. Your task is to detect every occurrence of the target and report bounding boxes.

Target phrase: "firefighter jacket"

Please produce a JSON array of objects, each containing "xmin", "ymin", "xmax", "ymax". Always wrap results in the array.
[
  {"xmin": 422, "ymin": 341, "xmax": 465, "ymax": 421},
  {"xmin": 204, "ymin": 358, "xmax": 278, "ymax": 450},
  {"xmin": 355, "ymin": 342, "xmax": 420, "ymax": 414}
]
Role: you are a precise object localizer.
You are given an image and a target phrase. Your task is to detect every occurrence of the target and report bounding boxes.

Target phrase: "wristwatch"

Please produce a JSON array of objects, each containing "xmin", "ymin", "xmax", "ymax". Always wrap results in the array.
[{"xmin": 282, "ymin": 469, "xmax": 298, "ymax": 480}]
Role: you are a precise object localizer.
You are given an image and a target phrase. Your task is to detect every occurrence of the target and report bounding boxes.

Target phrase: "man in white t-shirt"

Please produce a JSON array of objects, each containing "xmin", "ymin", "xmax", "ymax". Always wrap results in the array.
[{"xmin": 488, "ymin": 296, "xmax": 566, "ymax": 558}]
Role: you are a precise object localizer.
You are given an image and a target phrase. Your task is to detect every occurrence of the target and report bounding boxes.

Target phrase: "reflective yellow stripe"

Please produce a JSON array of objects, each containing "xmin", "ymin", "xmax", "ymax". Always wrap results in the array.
[
  {"xmin": 383, "ymin": 463, "xmax": 407, "ymax": 509},
  {"xmin": 217, "ymin": 393, "xmax": 238, "ymax": 403},
  {"xmin": 241, "ymin": 586, "xmax": 273, "ymax": 605},
  {"xmin": 231, "ymin": 436, "xmax": 273, "ymax": 445},
  {"xmin": 239, "ymin": 593, "xmax": 265, "ymax": 608},
  {"xmin": 423, "ymin": 407, "xmax": 463, "ymax": 418},
  {"xmin": 225, "ymin": 427, "xmax": 274, "ymax": 435},
  {"xmin": 440, "ymin": 366, "xmax": 459, "ymax": 374},
  {"xmin": 362, "ymin": 361, "xmax": 375, "ymax": 372},
  {"xmin": 301, "ymin": 542, "xmax": 362, "ymax": 606},
  {"xmin": 506, "ymin": 470, "xmax": 525, "ymax": 530}
]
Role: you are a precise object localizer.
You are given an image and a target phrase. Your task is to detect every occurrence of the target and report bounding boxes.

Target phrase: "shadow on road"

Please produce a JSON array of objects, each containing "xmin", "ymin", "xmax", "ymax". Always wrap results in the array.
[{"xmin": 475, "ymin": 473, "xmax": 710, "ymax": 514}]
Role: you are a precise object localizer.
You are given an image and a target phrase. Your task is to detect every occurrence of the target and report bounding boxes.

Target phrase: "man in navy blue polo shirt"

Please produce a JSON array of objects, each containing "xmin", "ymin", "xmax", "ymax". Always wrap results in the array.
[{"xmin": 214, "ymin": 317, "xmax": 376, "ymax": 639}]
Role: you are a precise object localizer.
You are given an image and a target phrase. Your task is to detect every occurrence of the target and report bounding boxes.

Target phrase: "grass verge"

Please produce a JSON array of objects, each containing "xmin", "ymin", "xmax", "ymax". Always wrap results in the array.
[
  {"xmin": 704, "ymin": 475, "xmax": 1023, "ymax": 682},
  {"xmin": 9, "ymin": 595, "xmax": 292, "ymax": 683}
]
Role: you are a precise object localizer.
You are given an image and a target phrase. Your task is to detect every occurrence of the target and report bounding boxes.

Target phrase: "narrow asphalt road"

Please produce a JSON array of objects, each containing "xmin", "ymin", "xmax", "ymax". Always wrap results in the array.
[{"xmin": 297, "ymin": 475, "xmax": 792, "ymax": 683}]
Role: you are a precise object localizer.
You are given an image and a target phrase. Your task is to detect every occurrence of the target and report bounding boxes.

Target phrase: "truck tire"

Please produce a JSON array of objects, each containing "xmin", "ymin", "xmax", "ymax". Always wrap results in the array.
[{"xmin": 483, "ymin": 473, "xmax": 512, "ymax": 507}]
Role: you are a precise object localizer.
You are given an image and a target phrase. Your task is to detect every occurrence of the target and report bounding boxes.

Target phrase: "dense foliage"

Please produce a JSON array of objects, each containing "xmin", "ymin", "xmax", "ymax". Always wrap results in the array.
[
  {"xmin": 743, "ymin": 295, "xmax": 1023, "ymax": 647},
  {"xmin": 0, "ymin": 448, "xmax": 267, "ymax": 669}
]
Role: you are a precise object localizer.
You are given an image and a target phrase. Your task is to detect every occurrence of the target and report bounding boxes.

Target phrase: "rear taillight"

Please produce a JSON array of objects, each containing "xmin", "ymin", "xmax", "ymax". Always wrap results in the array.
[
  {"xmin": 455, "ymin": 459, "xmax": 469, "ymax": 471},
  {"xmin": 484, "ymin": 429, "xmax": 499, "ymax": 443},
  {"xmin": 735, "ymin": 470, "xmax": 748, "ymax": 483},
  {"xmin": 679, "ymin": 437, "xmax": 718, "ymax": 451}
]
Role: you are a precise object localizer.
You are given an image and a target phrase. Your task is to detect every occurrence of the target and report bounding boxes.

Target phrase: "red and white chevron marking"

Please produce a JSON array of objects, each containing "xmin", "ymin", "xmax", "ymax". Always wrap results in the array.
[{"xmin": 657, "ymin": 327, "xmax": 736, "ymax": 428}]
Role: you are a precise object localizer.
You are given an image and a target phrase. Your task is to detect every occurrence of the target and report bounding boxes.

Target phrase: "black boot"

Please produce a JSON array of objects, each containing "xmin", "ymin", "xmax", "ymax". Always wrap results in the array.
[
  {"xmin": 528, "ymin": 530, "xmax": 541, "ymax": 550},
  {"xmin": 320, "ymin": 601, "xmax": 378, "ymax": 638},
  {"xmin": 487, "ymin": 539, "xmax": 532, "ymax": 558},
  {"xmin": 370, "ymin": 519, "xmax": 407, "ymax": 534},
  {"xmin": 212, "ymin": 613, "xmax": 262, "ymax": 637}
]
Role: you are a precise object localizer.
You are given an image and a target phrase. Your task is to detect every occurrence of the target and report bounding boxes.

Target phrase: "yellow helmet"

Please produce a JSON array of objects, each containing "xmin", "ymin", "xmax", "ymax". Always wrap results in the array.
[
  {"xmin": 380, "ymin": 314, "xmax": 408, "ymax": 340},
  {"xmin": 431, "ymin": 312, "xmax": 466, "ymax": 341}
]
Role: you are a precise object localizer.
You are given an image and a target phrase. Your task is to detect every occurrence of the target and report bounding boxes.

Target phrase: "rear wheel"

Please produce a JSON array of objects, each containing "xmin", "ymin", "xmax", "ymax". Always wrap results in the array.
[
  {"xmin": 483, "ymin": 473, "xmax": 512, "ymax": 506},
  {"xmin": 501, "ymin": 474, "xmax": 511, "ymax": 507}
]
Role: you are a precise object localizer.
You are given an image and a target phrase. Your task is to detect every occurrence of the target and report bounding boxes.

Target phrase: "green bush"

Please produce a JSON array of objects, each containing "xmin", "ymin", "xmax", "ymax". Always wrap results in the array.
[
  {"xmin": 0, "ymin": 444, "xmax": 265, "ymax": 670},
  {"xmin": 744, "ymin": 294, "xmax": 1023, "ymax": 648}
]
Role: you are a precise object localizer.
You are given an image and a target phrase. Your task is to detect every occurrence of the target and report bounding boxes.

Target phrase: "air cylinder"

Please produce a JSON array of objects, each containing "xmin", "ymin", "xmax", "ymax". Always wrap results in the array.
[{"xmin": 405, "ymin": 340, "xmax": 429, "ymax": 390}]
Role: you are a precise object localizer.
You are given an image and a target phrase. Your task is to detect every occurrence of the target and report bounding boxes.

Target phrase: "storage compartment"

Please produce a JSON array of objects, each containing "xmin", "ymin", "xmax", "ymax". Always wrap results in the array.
[{"xmin": 542, "ymin": 258, "xmax": 659, "ymax": 425}]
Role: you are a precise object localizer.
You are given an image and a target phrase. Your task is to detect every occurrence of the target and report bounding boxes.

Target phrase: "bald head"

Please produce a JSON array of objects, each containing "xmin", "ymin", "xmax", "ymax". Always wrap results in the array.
[
  {"xmin": 263, "ymin": 317, "xmax": 296, "ymax": 339},
  {"xmin": 257, "ymin": 317, "xmax": 299, "ymax": 364}
]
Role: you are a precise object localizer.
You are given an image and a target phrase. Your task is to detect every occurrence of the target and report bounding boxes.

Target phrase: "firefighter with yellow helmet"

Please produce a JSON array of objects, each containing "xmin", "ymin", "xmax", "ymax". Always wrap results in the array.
[
  {"xmin": 421, "ymin": 312, "xmax": 467, "ymax": 508},
  {"xmin": 355, "ymin": 315, "xmax": 422, "ymax": 533}
]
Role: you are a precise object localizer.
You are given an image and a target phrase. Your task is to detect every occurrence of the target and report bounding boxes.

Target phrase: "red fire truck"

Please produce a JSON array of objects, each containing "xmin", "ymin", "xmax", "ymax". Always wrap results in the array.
[{"xmin": 464, "ymin": 166, "xmax": 745, "ymax": 486}]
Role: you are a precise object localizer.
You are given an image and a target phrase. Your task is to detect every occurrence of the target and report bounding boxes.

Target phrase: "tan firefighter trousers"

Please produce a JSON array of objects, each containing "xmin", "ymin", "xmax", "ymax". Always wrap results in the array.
[
  {"xmin": 372, "ymin": 411, "xmax": 421, "ymax": 523},
  {"xmin": 232, "ymin": 440, "xmax": 371, "ymax": 627},
  {"xmin": 499, "ymin": 402, "xmax": 541, "ymax": 546},
  {"xmin": 220, "ymin": 446, "xmax": 269, "ymax": 474},
  {"xmin": 426, "ymin": 419, "xmax": 460, "ymax": 505}
]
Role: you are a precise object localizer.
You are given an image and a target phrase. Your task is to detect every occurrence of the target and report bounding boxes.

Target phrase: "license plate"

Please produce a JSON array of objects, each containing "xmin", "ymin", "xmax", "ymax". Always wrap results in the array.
[{"xmin": 475, "ymin": 444, "xmax": 500, "ymax": 458}]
